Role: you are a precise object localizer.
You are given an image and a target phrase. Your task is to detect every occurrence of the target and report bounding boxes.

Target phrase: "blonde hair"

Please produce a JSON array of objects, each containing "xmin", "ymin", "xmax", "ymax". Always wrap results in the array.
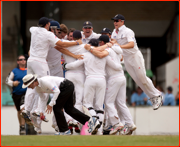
[{"xmin": 60, "ymin": 24, "xmax": 68, "ymax": 34}]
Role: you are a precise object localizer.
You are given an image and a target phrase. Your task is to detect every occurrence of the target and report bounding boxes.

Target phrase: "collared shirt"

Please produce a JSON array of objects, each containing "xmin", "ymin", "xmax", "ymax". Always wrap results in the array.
[
  {"xmin": 81, "ymin": 31, "xmax": 101, "ymax": 44},
  {"xmin": 35, "ymin": 76, "xmax": 65, "ymax": 108},
  {"xmin": 29, "ymin": 27, "xmax": 60, "ymax": 59},
  {"xmin": 111, "ymin": 25, "xmax": 139, "ymax": 56},
  {"xmin": 66, "ymin": 51, "xmax": 121, "ymax": 76}
]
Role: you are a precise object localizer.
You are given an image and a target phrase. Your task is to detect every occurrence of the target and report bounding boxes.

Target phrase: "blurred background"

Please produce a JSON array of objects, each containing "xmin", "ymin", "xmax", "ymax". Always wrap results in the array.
[{"xmin": 1, "ymin": 1, "xmax": 179, "ymax": 135}]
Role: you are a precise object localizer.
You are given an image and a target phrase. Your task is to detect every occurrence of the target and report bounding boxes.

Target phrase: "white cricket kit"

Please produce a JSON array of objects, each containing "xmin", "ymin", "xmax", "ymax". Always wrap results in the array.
[
  {"xmin": 104, "ymin": 47, "xmax": 134, "ymax": 126},
  {"xmin": 81, "ymin": 31, "xmax": 101, "ymax": 44},
  {"xmin": 64, "ymin": 44, "xmax": 87, "ymax": 112},
  {"xmin": 47, "ymin": 47, "xmax": 63, "ymax": 77},
  {"xmin": 111, "ymin": 25, "xmax": 161, "ymax": 98},
  {"xmin": 25, "ymin": 26, "xmax": 60, "ymax": 113},
  {"xmin": 66, "ymin": 52, "xmax": 122, "ymax": 129},
  {"xmin": 34, "ymin": 76, "xmax": 65, "ymax": 112}
]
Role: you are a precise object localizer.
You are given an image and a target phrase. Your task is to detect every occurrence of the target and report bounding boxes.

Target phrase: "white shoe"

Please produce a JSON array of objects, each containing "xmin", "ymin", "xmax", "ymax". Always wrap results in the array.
[
  {"xmin": 96, "ymin": 131, "xmax": 103, "ymax": 135},
  {"xmin": 55, "ymin": 129, "xmax": 71, "ymax": 135},
  {"xmin": 109, "ymin": 122, "xmax": 124, "ymax": 135},
  {"xmin": 34, "ymin": 127, "xmax": 42, "ymax": 134},
  {"xmin": 74, "ymin": 122, "xmax": 81, "ymax": 133},
  {"xmin": 149, "ymin": 95, "xmax": 163, "ymax": 110},
  {"xmin": 120, "ymin": 124, "xmax": 137, "ymax": 135},
  {"xmin": 67, "ymin": 120, "xmax": 74, "ymax": 134},
  {"xmin": 88, "ymin": 117, "xmax": 101, "ymax": 134}
]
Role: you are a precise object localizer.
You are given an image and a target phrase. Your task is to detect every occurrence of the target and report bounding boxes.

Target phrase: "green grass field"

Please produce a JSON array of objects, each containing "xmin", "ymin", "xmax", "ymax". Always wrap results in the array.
[{"xmin": 1, "ymin": 135, "xmax": 179, "ymax": 146}]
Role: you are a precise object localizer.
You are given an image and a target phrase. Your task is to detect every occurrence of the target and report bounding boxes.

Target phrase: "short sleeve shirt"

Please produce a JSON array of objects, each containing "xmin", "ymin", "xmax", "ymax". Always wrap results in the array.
[
  {"xmin": 29, "ymin": 27, "xmax": 60, "ymax": 59},
  {"xmin": 111, "ymin": 25, "xmax": 139, "ymax": 56}
]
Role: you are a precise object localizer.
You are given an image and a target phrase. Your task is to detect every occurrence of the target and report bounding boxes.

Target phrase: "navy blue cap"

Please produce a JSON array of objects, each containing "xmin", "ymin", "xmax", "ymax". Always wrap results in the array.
[
  {"xmin": 111, "ymin": 14, "xmax": 125, "ymax": 20},
  {"xmin": 73, "ymin": 30, "xmax": 82, "ymax": 39},
  {"xmin": 98, "ymin": 35, "xmax": 110, "ymax": 43},
  {"xmin": 88, "ymin": 39, "xmax": 99, "ymax": 47},
  {"xmin": 83, "ymin": 21, "xmax": 93, "ymax": 28},
  {"xmin": 100, "ymin": 28, "xmax": 112, "ymax": 35},
  {"xmin": 38, "ymin": 17, "xmax": 50, "ymax": 27},
  {"xmin": 50, "ymin": 21, "xmax": 61, "ymax": 29}
]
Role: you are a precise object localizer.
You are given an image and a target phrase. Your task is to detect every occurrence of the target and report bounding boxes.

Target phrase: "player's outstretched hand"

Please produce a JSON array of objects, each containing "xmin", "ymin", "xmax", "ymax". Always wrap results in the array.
[
  {"xmin": 46, "ymin": 105, "xmax": 52, "ymax": 114},
  {"xmin": 84, "ymin": 44, "xmax": 91, "ymax": 51}
]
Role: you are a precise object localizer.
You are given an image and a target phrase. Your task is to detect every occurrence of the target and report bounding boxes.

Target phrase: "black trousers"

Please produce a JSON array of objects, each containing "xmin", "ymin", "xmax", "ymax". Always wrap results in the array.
[
  {"xmin": 53, "ymin": 79, "xmax": 90, "ymax": 132},
  {"xmin": 12, "ymin": 93, "xmax": 25, "ymax": 111}
]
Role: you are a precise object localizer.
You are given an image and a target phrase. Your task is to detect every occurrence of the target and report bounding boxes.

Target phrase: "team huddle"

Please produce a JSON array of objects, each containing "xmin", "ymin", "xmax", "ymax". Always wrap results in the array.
[{"xmin": 21, "ymin": 14, "xmax": 163, "ymax": 135}]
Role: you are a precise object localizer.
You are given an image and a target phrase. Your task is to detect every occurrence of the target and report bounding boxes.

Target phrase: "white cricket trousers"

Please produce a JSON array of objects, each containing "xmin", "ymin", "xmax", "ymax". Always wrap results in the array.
[
  {"xmin": 83, "ymin": 75, "xmax": 106, "ymax": 127},
  {"xmin": 105, "ymin": 74, "xmax": 134, "ymax": 126},
  {"xmin": 124, "ymin": 50, "xmax": 161, "ymax": 98},
  {"xmin": 25, "ymin": 58, "xmax": 50, "ymax": 112}
]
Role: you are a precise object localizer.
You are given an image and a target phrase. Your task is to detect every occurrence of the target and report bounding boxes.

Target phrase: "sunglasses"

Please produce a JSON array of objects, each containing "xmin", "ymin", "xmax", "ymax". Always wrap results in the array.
[
  {"xmin": 114, "ymin": 20, "xmax": 119, "ymax": 22},
  {"xmin": 18, "ymin": 59, "xmax": 26, "ymax": 61},
  {"xmin": 83, "ymin": 27, "xmax": 92, "ymax": 29}
]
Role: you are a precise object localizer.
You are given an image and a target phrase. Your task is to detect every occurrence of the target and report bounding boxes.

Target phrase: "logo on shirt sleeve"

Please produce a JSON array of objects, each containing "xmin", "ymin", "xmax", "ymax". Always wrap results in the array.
[{"xmin": 51, "ymin": 86, "xmax": 57, "ymax": 91}]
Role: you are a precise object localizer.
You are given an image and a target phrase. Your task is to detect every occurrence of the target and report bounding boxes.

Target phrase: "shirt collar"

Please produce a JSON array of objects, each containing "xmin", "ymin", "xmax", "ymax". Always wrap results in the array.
[{"xmin": 117, "ymin": 25, "xmax": 126, "ymax": 32}]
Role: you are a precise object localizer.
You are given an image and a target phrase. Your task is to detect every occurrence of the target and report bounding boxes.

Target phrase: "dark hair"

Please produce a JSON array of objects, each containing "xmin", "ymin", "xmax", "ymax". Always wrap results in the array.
[
  {"xmin": 17, "ymin": 55, "xmax": 25, "ymax": 61},
  {"xmin": 68, "ymin": 28, "xmax": 76, "ymax": 35},
  {"xmin": 167, "ymin": 86, "xmax": 173, "ymax": 92},
  {"xmin": 17, "ymin": 55, "xmax": 27, "ymax": 68}
]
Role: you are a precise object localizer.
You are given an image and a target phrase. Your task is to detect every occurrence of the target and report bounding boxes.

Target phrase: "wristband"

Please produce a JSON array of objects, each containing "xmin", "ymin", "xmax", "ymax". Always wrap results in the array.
[
  {"xmin": 90, "ymin": 48, "xmax": 93, "ymax": 53},
  {"xmin": 76, "ymin": 41, "xmax": 79, "ymax": 45}
]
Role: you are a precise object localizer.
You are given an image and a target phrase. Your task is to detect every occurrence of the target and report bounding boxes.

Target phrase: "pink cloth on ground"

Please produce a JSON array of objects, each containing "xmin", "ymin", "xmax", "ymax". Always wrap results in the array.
[{"xmin": 80, "ymin": 121, "xmax": 91, "ymax": 135}]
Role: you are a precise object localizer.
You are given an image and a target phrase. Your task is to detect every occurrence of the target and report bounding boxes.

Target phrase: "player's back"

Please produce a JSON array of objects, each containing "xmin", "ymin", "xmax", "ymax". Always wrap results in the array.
[{"xmin": 83, "ymin": 52, "xmax": 106, "ymax": 76}]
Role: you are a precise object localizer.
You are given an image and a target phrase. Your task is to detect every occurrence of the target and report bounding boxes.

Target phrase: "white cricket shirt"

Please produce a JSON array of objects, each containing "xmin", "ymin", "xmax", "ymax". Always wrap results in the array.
[
  {"xmin": 105, "ymin": 47, "xmax": 123, "ymax": 77},
  {"xmin": 35, "ymin": 76, "xmax": 65, "ymax": 108},
  {"xmin": 29, "ymin": 27, "xmax": 60, "ymax": 59},
  {"xmin": 111, "ymin": 25, "xmax": 139, "ymax": 56},
  {"xmin": 66, "ymin": 52, "xmax": 122, "ymax": 76},
  {"xmin": 81, "ymin": 31, "xmax": 101, "ymax": 44}
]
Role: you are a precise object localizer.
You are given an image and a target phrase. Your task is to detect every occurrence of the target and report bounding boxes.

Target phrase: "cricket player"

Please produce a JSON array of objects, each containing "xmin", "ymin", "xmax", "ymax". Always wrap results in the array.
[
  {"xmin": 65, "ymin": 38, "xmax": 122, "ymax": 135},
  {"xmin": 84, "ymin": 35, "xmax": 136, "ymax": 135},
  {"xmin": 110, "ymin": 14, "xmax": 163, "ymax": 111}
]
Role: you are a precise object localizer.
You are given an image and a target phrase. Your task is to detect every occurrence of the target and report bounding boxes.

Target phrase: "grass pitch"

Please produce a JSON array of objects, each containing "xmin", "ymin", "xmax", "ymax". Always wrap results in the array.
[{"xmin": 1, "ymin": 135, "xmax": 179, "ymax": 146}]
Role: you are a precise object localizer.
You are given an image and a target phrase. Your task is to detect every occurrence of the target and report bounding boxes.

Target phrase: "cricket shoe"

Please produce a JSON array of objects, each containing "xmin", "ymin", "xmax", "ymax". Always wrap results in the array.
[
  {"xmin": 67, "ymin": 120, "xmax": 74, "ymax": 134},
  {"xmin": 21, "ymin": 110, "xmax": 33, "ymax": 125},
  {"xmin": 103, "ymin": 125, "xmax": 113, "ymax": 135},
  {"xmin": 52, "ymin": 124, "xmax": 59, "ymax": 132},
  {"xmin": 34, "ymin": 126, "xmax": 42, "ymax": 134},
  {"xmin": 74, "ymin": 122, "xmax": 81, "ymax": 133},
  {"xmin": 149, "ymin": 95, "xmax": 163, "ymax": 110},
  {"xmin": 87, "ymin": 117, "xmax": 101, "ymax": 134},
  {"xmin": 109, "ymin": 122, "xmax": 124, "ymax": 135},
  {"xmin": 19, "ymin": 125, "xmax": 26, "ymax": 135},
  {"xmin": 96, "ymin": 130, "xmax": 103, "ymax": 135},
  {"xmin": 120, "ymin": 124, "xmax": 137, "ymax": 135},
  {"xmin": 32, "ymin": 112, "xmax": 49, "ymax": 122},
  {"xmin": 55, "ymin": 129, "xmax": 71, "ymax": 135}
]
